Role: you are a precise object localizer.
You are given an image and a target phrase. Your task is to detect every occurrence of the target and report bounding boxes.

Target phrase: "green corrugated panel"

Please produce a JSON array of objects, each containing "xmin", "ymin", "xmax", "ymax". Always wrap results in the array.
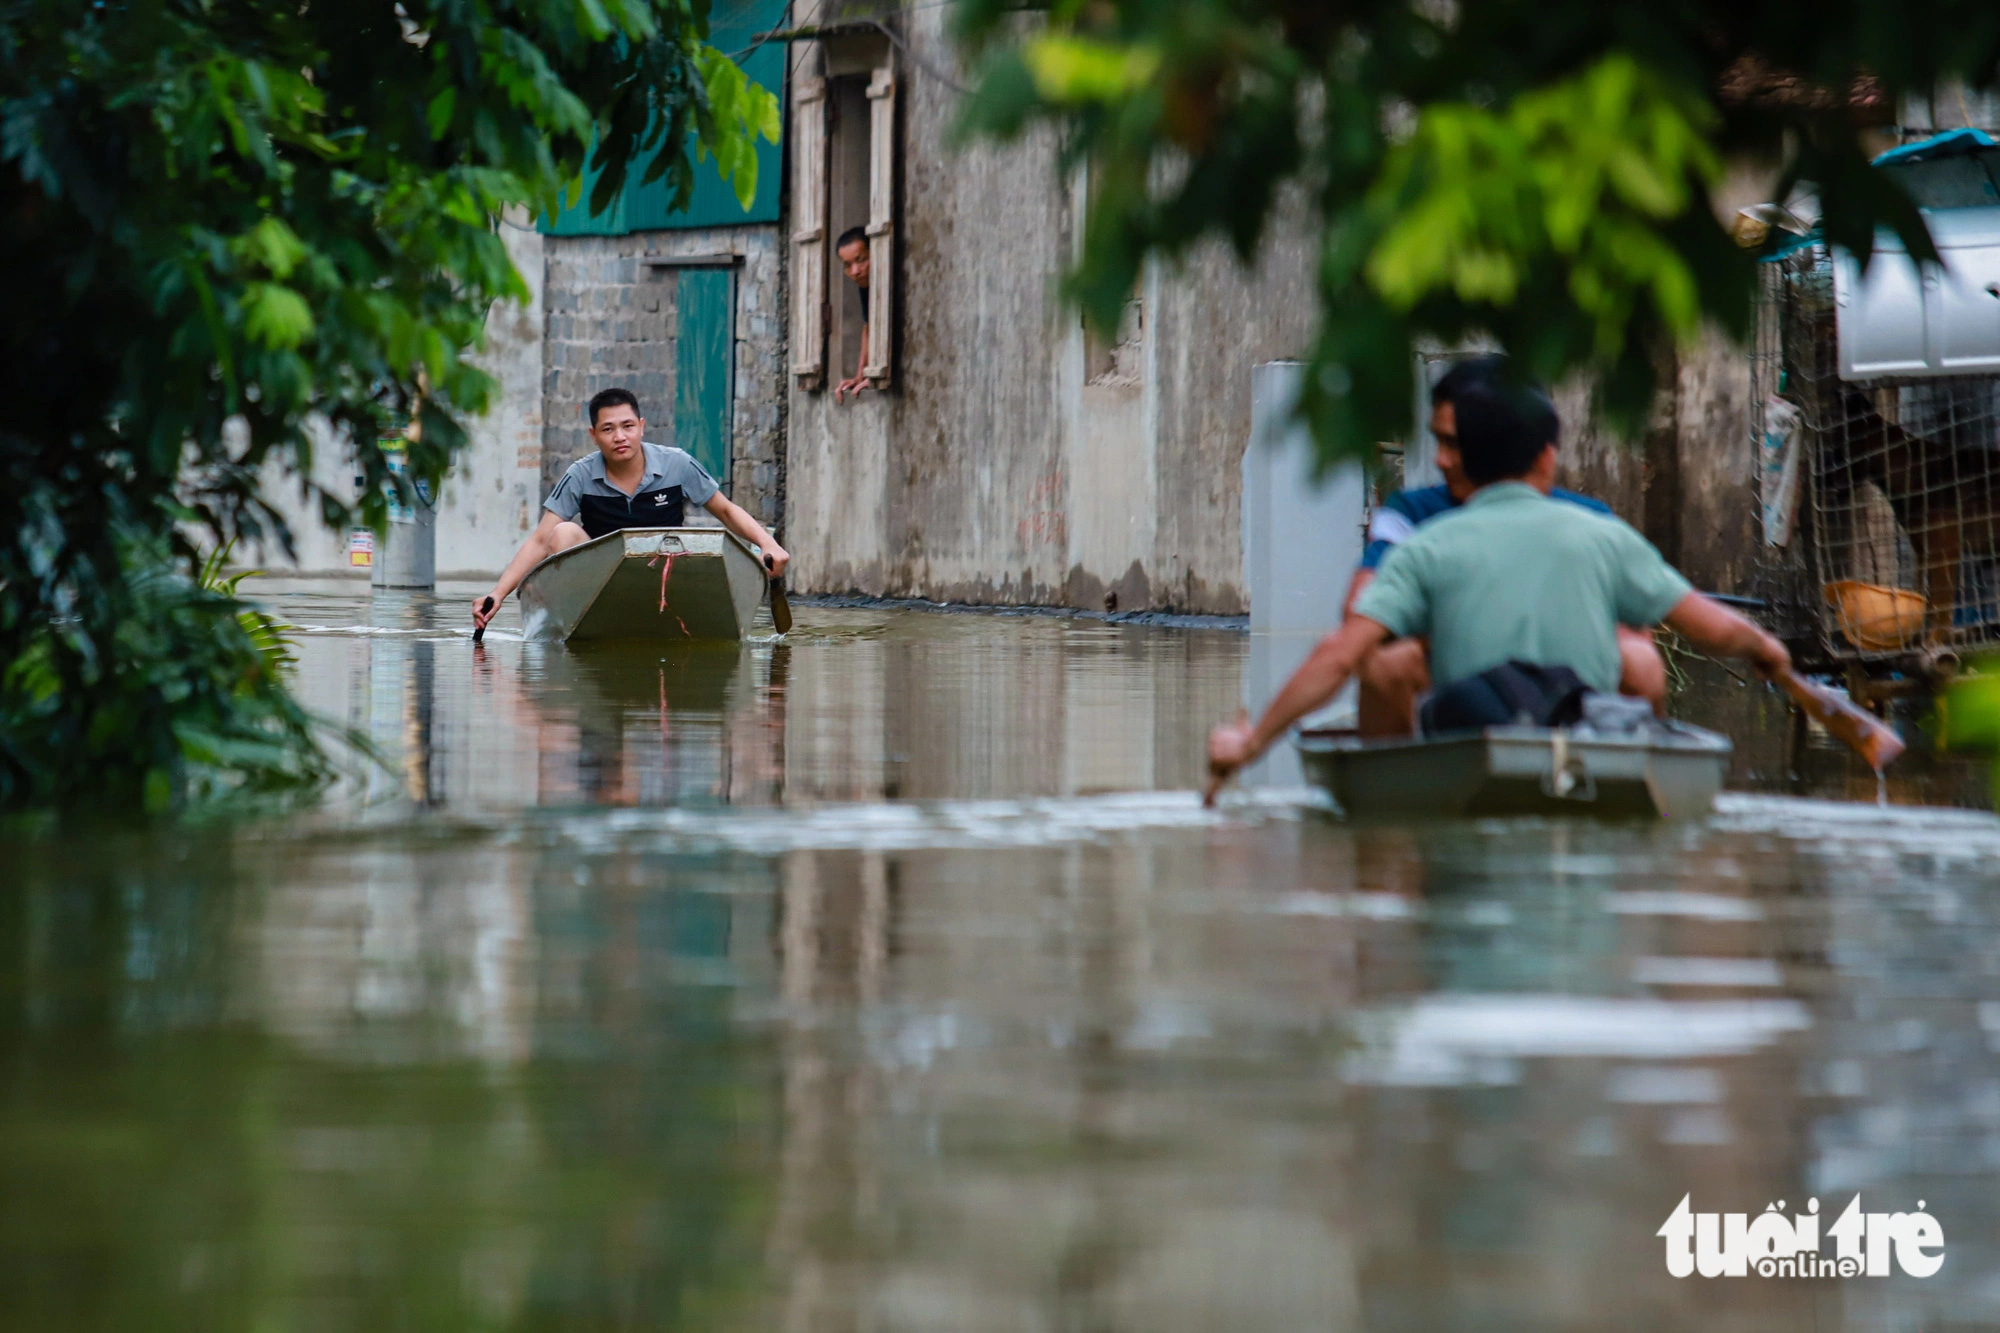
[
  {"xmin": 674, "ymin": 267, "xmax": 736, "ymax": 484},
  {"xmin": 543, "ymin": 0, "xmax": 787, "ymax": 236}
]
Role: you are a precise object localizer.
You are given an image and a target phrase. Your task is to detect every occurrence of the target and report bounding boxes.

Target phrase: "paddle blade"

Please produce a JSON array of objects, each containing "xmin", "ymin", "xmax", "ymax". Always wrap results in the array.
[
  {"xmin": 1779, "ymin": 670, "xmax": 1905, "ymax": 770},
  {"xmin": 763, "ymin": 554, "xmax": 791, "ymax": 635},
  {"xmin": 770, "ymin": 580, "xmax": 792, "ymax": 634}
]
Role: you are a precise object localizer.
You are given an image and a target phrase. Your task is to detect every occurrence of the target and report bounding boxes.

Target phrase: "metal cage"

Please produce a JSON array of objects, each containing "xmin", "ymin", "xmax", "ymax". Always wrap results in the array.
[{"xmin": 1755, "ymin": 242, "xmax": 2000, "ymax": 671}]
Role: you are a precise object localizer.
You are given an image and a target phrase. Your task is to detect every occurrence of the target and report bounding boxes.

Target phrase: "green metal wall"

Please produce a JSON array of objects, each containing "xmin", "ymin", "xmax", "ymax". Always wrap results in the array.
[
  {"xmin": 542, "ymin": 0, "xmax": 787, "ymax": 235},
  {"xmin": 673, "ymin": 267, "xmax": 736, "ymax": 486}
]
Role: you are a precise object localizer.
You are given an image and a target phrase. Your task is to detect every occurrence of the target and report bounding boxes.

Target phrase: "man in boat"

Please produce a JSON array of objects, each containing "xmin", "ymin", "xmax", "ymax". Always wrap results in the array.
[
  {"xmin": 1347, "ymin": 355, "xmax": 1667, "ymax": 733},
  {"xmin": 471, "ymin": 388, "xmax": 789, "ymax": 633},
  {"xmin": 1205, "ymin": 371, "xmax": 1790, "ymax": 795}
]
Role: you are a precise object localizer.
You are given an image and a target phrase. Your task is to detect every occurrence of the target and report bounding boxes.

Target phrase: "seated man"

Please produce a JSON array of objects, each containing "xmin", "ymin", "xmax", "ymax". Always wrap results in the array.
[
  {"xmin": 1349, "ymin": 355, "xmax": 1665, "ymax": 733},
  {"xmin": 471, "ymin": 387, "xmax": 789, "ymax": 633},
  {"xmin": 1206, "ymin": 374, "xmax": 1788, "ymax": 796}
]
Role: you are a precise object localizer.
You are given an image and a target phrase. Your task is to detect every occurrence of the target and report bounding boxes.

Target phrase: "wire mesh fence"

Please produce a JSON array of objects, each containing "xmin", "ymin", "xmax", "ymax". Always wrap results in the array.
[{"xmin": 1757, "ymin": 242, "xmax": 2000, "ymax": 669}]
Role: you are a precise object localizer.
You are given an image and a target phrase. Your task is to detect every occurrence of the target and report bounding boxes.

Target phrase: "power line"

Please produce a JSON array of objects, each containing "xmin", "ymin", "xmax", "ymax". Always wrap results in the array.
[{"xmin": 730, "ymin": 5, "xmax": 972, "ymax": 96}]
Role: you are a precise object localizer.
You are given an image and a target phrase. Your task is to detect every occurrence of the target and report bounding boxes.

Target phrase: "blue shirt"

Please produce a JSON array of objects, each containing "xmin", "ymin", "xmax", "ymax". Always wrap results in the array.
[{"xmin": 1361, "ymin": 483, "xmax": 1613, "ymax": 569}]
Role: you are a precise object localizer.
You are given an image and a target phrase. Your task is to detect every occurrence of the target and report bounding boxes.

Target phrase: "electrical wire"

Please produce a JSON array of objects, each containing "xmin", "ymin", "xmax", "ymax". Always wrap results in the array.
[{"xmin": 727, "ymin": 1, "xmax": 972, "ymax": 97}]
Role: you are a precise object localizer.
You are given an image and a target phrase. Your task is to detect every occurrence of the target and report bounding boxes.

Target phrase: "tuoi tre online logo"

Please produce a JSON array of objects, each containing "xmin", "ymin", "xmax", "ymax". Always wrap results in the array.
[{"xmin": 1659, "ymin": 1195, "xmax": 1943, "ymax": 1279}]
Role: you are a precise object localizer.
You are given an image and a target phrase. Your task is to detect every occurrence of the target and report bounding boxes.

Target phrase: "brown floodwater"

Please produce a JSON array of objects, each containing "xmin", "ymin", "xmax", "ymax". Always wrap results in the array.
[{"xmin": 5, "ymin": 579, "xmax": 2000, "ymax": 1330}]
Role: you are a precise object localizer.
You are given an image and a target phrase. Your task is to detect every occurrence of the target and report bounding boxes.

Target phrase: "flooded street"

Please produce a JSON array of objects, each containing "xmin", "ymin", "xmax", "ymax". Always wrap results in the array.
[{"xmin": 8, "ymin": 580, "xmax": 2000, "ymax": 1330}]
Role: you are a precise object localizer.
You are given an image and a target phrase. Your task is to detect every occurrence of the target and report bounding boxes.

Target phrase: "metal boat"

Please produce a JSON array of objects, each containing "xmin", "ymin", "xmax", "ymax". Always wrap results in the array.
[
  {"xmin": 516, "ymin": 526, "xmax": 771, "ymax": 642},
  {"xmin": 1295, "ymin": 722, "xmax": 1733, "ymax": 820}
]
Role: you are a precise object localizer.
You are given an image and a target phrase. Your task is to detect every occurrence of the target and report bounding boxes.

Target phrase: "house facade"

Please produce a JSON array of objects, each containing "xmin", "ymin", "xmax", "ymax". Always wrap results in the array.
[
  {"xmin": 774, "ymin": 5, "xmax": 1316, "ymax": 615},
  {"xmin": 269, "ymin": 8, "xmax": 2000, "ymax": 626}
]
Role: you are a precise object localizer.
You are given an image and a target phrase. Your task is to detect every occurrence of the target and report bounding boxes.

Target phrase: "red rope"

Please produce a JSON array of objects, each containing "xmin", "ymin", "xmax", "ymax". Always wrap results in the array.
[{"xmin": 647, "ymin": 552, "xmax": 692, "ymax": 637}]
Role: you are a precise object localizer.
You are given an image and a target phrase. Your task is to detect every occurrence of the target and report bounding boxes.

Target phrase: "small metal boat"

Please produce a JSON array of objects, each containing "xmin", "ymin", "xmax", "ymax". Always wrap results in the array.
[
  {"xmin": 517, "ymin": 527, "xmax": 771, "ymax": 643},
  {"xmin": 1296, "ymin": 722, "xmax": 1733, "ymax": 820}
]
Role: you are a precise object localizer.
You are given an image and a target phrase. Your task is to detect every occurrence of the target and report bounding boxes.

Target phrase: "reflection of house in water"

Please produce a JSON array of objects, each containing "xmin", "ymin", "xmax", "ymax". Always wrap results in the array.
[
  {"xmin": 529, "ymin": 642, "xmax": 768, "ymax": 806},
  {"xmin": 756, "ymin": 814, "xmax": 1921, "ymax": 1327}
]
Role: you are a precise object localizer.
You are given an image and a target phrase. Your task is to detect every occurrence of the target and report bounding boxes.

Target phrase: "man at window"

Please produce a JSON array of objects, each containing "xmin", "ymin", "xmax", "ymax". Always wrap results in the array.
[{"xmin": 835, "ymin": 225, "xmax": 871, "ymax": 403}]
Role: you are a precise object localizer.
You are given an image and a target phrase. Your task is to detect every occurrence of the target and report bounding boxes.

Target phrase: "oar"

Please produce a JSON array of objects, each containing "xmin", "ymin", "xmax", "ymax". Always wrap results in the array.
[
  {"xmin": 473, "ymin": 595, "xmax": 494, "ymax": 644},
  {"xmin": 1776, "ymin": 668, "xmax": 1905, "ymax": 770},
  {"xmin": 764, "ymin": 555, "xmax": 792, "ymax": 635}
]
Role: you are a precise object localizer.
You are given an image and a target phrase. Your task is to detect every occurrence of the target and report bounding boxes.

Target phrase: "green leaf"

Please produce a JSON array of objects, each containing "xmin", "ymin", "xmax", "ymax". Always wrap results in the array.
[
  {"xmin": 1020, "ymin": 34, "xmax": 1161, "ymax": 104},
  {"xmin": 428, "ymin": 86, "xmax": 457, "ymax": 139},
  {"xmin": 242, "ymin": 283, "xmax": 315, "ymax": 349},
  {"xmin": 239, "ymin": 217, "xmax": 308, "ymax": 279}
]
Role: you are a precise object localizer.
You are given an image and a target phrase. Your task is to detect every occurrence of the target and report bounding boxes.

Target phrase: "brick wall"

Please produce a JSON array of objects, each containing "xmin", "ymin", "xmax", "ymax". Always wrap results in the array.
[{"xmin": 540, "ymin": 226, "xmax": 786, "ymax": 530}]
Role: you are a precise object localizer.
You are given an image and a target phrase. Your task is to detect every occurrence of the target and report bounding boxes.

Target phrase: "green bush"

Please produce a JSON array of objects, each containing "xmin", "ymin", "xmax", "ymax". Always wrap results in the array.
[{"xmin": 0, "ymin": 0, "xmax": 775, "ymax": 811}]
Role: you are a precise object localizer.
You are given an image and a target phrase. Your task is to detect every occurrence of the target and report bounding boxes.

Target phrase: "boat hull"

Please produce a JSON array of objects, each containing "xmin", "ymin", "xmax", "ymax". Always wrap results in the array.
[
  {"xmin": 516, "ymin": 527, "xmax": 769, "ymax": 642},
  {"xmin": 1295, "ymin": 724, "xmax": 1732, "ymax": 821}
]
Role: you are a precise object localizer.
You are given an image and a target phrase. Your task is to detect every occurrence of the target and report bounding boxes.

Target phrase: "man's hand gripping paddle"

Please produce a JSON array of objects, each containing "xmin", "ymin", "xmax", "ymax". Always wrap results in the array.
[{"xmin": 1775, "ymin": 669, "xmax": 1905, "ymax": 771}]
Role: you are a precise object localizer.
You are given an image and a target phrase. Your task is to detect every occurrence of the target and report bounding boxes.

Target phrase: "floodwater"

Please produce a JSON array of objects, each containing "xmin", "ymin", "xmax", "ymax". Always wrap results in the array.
[{"xmin": 6, "ymin": 579, "xmax": 2000, "ymax": 1330}]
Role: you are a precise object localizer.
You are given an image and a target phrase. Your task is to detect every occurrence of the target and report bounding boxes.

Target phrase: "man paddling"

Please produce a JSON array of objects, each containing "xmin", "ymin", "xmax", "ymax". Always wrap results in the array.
[
  {"xmin": 1206, "ymin": 372, "xmax": 1790, "ymax": 799},
  {"xmin": 472, "ymin": 388, "xmax": 788, "ymax": 634},
  {"xmin": 1349, "ymin": 355, "xmax": 1666, "ymax": 732}
]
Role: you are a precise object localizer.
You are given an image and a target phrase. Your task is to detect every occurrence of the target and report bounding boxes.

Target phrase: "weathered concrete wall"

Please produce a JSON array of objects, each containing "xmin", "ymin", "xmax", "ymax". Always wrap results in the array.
[
  {"xmin": 783, "ymin": 5, "xmax": 1316, "ymax": 614},
  {"xmin": 540, "ymin": 227, "xmax": 785, "ymax": 529},
  {"xmin": 434, "ymin": 217, "xmax": 546, "ymax": 576},
  {"xmin": 1552, "ymin": 325, "xmax": 1761, "ymax": 599}
]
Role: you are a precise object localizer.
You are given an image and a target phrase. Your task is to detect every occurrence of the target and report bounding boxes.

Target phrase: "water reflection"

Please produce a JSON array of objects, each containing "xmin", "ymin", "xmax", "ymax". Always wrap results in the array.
[
  {"xmin": 8, "ymin": 584, "xmax": 2000, "ymax": 1329},
  {"xmin": 278, "ymin": 585, "xmax": 1244, "ymax": 814}
]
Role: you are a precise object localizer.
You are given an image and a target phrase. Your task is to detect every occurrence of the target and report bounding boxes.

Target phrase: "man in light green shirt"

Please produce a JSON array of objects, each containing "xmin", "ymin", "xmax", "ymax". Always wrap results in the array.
[
  {"xmin": 1353, "ymin": 481, "xmax": 1692, "ymax": 696},
  {"xmin": 1206, "ymin": 374, "xmax": 1790, "ymax": 799}
]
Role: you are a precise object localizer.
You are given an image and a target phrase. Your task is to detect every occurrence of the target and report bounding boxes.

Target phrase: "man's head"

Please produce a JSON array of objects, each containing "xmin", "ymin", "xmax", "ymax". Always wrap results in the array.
[
  {"xmin": 587, "ymin": 388, "xmax": 644, "ymax": 464},
  {"xmin": 1451, "ymin": 375, "xmax": 1561, "ymax": 489},
  {"xmin": 836, "ymin": 226, "xmax": 870, "ymax": 287},
  {"xmin": 1427, "ymin": 355, "xmax": 1556, "ymax": 497}
]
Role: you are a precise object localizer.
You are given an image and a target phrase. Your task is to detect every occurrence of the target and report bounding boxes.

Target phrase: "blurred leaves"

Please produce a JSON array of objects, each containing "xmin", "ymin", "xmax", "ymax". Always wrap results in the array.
[
  {"xmin": 694, "ymin": 45, "xmax": 782, "ymax": 209},
  {"xmin": 953, "ymin": 0, "xmax": 2000, "ymax": 466},
  {"xmin": 1943, "ymin": 668, "xmax": 2000, "ymax": 801},
  {"xmin": 0, "ymin": 0, "xmax": 776, "ymax": 811}
]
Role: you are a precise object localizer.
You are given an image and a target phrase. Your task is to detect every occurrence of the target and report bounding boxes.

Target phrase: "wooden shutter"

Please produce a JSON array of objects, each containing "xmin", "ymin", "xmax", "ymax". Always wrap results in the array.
[
  {"xmin": 863, "ymin": 61, "xmax": 896, "ymax": 385},
  {"xmin": 790, "ymin": 73, "xmax": 827, "ymax": 389}
]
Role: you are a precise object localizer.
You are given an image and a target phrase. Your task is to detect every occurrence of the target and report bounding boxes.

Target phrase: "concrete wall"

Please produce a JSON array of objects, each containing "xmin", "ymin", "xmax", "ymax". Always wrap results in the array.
[
  {"xmin": 783, "ymin": 5, "xmax": 1316, "ymax": 615},
  {"xmin": 539, "ymin": 227, "xmax": 786, "ymax": 529},
  {"xmin": 434, "ymin": 217, "xmax": 547, "ymax": 576}
]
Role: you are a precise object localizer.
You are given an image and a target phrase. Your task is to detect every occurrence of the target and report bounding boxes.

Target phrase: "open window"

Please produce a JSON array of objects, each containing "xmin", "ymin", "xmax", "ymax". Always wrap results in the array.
[
  {"xmin": 1071, "ymin": 161, "xmax": 1143, "ymax": 387},
  {"xmin": 789, "ymin": 31, "xmax": 897, "ymax": 392}
]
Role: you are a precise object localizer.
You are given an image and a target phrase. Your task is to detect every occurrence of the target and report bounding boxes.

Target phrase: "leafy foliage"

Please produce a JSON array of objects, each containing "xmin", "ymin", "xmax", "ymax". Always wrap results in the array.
[
  {"xmin": 1943, "ymin": 667, "xmax": 2000, "ymax": 802},
  {"xmin": 3, "ymin": 527, "xmax": 326, "ymax": 811},
  {"xmin": 953, "ymin": 0, "xmax": 2000, "ymax": 460},
  {"xmin": 0, "ymin": 0, "xmax": 777, "ymax": 810},
  {"xmin": 198, "ymin": 540, "xmax": 297, "ymax": 676}
]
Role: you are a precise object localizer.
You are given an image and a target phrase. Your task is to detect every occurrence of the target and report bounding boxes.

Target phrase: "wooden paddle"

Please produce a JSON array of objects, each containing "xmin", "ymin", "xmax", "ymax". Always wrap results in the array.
[
  {"xmin": 473, "ymin": 595, "xmax": 494, "ymax": 644},
  {"xmin": 764, "ymin": 554, "xmax": 792, "ymax": 635},
  {"xmin": 1776, "ymin": 668, "xmax": 1905, "ymax": 770}
]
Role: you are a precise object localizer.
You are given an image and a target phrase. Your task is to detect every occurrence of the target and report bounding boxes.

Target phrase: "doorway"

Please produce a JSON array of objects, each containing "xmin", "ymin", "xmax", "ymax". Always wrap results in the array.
[{"xmin": 674, "ymin": 265, "xmax": 736, "ymax": 490}]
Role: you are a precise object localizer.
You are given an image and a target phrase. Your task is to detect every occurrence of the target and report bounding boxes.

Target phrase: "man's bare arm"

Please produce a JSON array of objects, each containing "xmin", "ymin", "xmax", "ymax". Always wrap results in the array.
[
  {"xmin": 703, "ymin": 492, "xmax": 789, "ymax": 577},
  {"xmin": 1660, "ymin": 592, "xmax": 1790, "ymax": 678},
  {"xmin": 474, "ymin": 510, "xmax": 567, "ymax": 629},
  {"xmin": 837, "ymin": 322, "xmax": 870, "ymax": 402},
  {"xmin": 1205, "ymin": 615, "xmax": 1392, "ymax": 802},
  {"xmin": 1342, "ymin": 567, "xmax": 1375, "ymax": 620}
]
